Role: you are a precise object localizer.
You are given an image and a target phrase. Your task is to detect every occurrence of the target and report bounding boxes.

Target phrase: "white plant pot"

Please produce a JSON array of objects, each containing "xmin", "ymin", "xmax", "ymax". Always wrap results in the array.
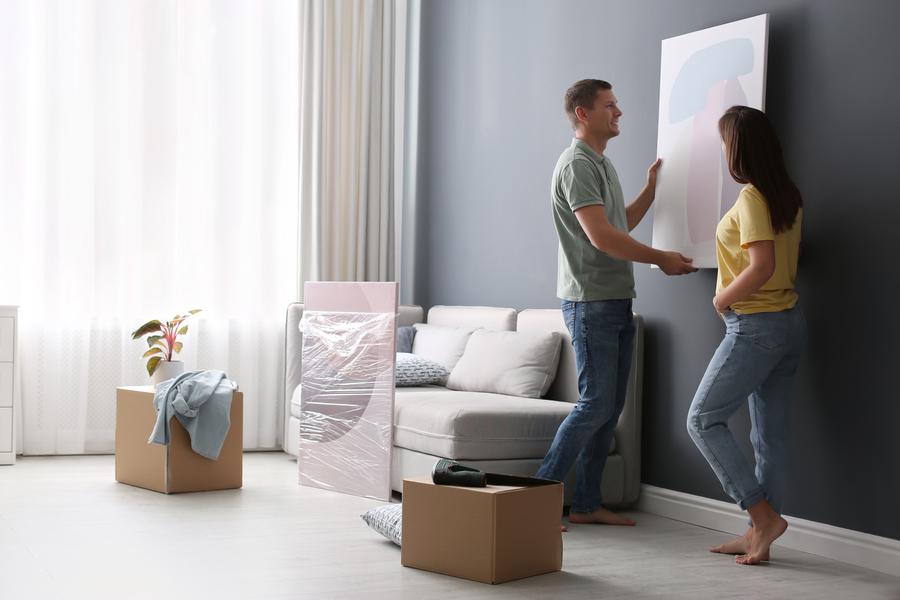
[{"xmin": 150, "ymin": 360, "xmax": 185, "ymax": 387}]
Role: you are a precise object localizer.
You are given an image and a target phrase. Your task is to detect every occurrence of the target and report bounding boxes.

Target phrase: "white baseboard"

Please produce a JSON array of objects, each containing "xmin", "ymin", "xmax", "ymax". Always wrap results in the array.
[{"xmin": 637, "ymin": 484, "xmax": 900, "ymax": 578}]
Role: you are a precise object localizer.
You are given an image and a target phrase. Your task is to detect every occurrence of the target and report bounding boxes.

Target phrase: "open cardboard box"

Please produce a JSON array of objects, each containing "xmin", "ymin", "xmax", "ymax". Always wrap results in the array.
[
  {"xmin": 115, "ymin": 386, "xmax": 243, "ymax": 494},
  {"xmin": 401, "ymin": 476, "xmax": 563, "ymax": 584}
]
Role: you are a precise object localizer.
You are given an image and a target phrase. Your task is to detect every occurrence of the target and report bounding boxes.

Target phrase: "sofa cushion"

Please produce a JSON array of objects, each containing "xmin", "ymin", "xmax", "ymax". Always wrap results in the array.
[
  {"xmin": 394, "ymin": 387, "xmax": 614, "ymax": 460},
  {"xmin": 293, "ymin": 386, "xmax": 616, "ymax": 458},
  {"xmin": 411, "ymin": 324, "xmax": 476, "ymax": 371},
  {"xmin": 426, "ymin": 305, "xmax": 517, "ymax": 331},
  {"xmin": 516, "ymin": 309, "xmax": 579, "ymax": 403},
  {"xmin": 395, "ymin": 353, "xmax": 449, "ymax": 386},
  {"xmin": 446, "ymin": 330, "xmax": 561, "ymax": 398}
]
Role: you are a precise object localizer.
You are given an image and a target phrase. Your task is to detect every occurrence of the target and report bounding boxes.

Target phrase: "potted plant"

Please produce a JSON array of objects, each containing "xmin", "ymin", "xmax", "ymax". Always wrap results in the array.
[{"xmin": 131, "ymin": 309, "xmax": 201, "ymax": 385}]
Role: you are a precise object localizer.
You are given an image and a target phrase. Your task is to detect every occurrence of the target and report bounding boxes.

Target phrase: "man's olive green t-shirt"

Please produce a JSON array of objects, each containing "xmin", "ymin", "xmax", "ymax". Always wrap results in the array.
[{"xmin": 552, "ymin": 138, "xmax": 635, "ymax": 301}]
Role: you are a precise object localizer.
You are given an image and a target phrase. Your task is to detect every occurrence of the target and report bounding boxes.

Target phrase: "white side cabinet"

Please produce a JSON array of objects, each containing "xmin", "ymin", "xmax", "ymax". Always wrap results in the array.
[{"xmin": 0, "ymin": 306, "xmax": 17, "ymax": 465}]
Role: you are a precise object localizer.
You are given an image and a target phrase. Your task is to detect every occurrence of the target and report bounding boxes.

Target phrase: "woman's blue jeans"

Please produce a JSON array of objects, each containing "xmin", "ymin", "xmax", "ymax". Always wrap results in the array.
[{"xmin": 687, "ymin": 306, "xmax": 806, "ymax": 513}]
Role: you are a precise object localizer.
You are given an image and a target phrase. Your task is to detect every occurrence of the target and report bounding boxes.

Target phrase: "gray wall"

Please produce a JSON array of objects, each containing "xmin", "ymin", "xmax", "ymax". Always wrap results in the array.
[{"xmin": 415, "ymin": 0, "xmax": 900, "ymax": 540}]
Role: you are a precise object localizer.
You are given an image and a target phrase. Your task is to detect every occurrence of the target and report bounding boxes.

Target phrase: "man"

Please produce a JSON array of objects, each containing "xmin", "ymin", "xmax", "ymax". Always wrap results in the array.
[{"xmin": 537, "ymin": 79, "xmax": 696, "ymax": 527}]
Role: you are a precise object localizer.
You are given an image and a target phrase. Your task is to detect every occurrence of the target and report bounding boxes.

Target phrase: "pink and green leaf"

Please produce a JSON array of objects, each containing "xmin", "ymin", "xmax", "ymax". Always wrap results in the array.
[
  {"xmin": 146, "ymin": 356, "xmax": 162, "ymax": 376},
  {"xmin": 131, "ymin": 320, "xmax": 163, "ymax": 339},
  {"xmin": 142, "ymin": 347, "xmax": 164, "ymax": 358}
]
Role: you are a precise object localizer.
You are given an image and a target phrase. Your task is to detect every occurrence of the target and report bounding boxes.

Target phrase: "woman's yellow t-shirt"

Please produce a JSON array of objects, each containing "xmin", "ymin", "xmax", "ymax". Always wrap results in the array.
[{"xmin": 715, "ymin": 185, "xmax": 802, "ymax": 314}]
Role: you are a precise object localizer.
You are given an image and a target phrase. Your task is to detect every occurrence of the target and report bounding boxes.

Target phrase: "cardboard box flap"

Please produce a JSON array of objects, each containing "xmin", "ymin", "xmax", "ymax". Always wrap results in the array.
[
  {"xmin": 482, "ymin": 473, "xmax": 561, "ymax": 488},
  {"xmin": 403, "ymin": 475, "xmax": 558, "ymax": 493}
]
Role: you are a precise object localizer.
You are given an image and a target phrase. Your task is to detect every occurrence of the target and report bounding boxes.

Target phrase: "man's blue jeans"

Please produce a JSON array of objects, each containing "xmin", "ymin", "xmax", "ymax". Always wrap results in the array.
[
  {"xmin": 536, "ymin": 299, "xmax": 635, "ymax": 514},
  {"xmin": 687, "ymin": 306, "xmax": 806, "ymax": 513}
]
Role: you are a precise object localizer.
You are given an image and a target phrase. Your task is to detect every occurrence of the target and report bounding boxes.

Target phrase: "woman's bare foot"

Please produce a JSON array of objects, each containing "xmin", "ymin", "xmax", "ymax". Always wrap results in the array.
[
  {"xmin": 736, "ymin": 501, "xmax": 788, "ymax": 565},
  {"xmin": 710, "ymin": 528, "xmax": 752, "ymax": 555},
  {"xmin": 560, "ymin": 524, "xmax": 568, "ymax": 532},
  {"xmin": 568, "ymin": 507, "xmax": 636, "ymax": 526}
]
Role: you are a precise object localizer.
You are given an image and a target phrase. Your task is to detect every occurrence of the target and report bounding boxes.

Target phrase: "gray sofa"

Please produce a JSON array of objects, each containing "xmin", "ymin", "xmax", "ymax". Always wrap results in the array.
[{"xmin": 283, "ymin": 303, "xmax": 643, "ymax": 507}]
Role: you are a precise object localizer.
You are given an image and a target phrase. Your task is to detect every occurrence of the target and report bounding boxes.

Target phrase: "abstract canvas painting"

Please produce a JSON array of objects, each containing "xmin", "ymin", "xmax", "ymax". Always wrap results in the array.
[
  {"xmin": 652, "ymin": 14, "xmax": 769, "ymax": 268},
  {"xmin": 298, "ymin": 281, "xmax": 398, "ymax": 501}
]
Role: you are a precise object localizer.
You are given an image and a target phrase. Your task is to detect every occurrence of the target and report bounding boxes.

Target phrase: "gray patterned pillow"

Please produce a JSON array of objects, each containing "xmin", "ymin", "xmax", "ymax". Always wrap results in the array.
[
  {"xmin": 361, "ymin": 502, "xmax": 402, "ymax": 545},
  {"xmin": 395, "ymin": 352, "xmax": 449, "ymax": 386}
]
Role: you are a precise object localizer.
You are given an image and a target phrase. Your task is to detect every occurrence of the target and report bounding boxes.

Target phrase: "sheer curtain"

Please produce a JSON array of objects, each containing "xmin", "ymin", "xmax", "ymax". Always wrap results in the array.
[
  {"xmin": 298, "ymin": 0, "xmax": 418, "ymax": 291},
  {"xmin": 0, "ymin": 1, "xmax": 299, "ymax": 454}
]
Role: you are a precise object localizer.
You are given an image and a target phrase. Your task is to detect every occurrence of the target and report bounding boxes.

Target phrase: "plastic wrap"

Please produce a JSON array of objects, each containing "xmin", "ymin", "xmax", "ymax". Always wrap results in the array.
[{"xmin": 298, "ymin": 307, "xmax": 396, "ymax": 501}]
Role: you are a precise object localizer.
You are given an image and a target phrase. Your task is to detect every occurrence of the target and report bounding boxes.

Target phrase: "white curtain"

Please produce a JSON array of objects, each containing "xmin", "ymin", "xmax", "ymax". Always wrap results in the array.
[
  {"xmin": 298, "ymin": 0, "xmax": 418, "ymax": 291},
  {"xmin": 0, "ymin": 1, "xmax": 299, "ymax": 454}
]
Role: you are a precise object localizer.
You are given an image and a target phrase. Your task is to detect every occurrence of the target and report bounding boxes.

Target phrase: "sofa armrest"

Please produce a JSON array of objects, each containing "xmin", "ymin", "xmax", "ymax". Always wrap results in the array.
[
  {"xmin": 282, "ymin": 302, "xmax": 305, "ymax": 452},
  {"xmin": 614, "ymin": 313, "xmax": 644, "ymax": 505}
]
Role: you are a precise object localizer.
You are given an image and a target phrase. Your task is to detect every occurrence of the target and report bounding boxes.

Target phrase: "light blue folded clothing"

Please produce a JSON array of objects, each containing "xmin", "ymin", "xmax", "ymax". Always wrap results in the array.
[{"xmin": 149, "ymin": 370, "xmax": 238, "ymax": 460}]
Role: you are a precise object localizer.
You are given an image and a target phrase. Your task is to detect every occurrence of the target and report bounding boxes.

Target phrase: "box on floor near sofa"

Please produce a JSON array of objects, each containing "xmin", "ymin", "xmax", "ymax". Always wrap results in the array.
[
  {"xmin": 401, "ymin": 476, "xmax": 563, "ymax": 584},
  {"xmin": 115, "ymin": 386, "xmax": 243, "ymax": 494}
]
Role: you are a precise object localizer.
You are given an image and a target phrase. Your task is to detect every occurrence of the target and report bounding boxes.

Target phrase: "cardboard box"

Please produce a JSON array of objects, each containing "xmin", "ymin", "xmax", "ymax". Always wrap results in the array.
[
  {"xmin": 115, "ymin": 386, "xmax": 243, "ymax": 493},
  {"xmin": 401, "ymin": 476, "xmax": 563, "ymax": 584}
]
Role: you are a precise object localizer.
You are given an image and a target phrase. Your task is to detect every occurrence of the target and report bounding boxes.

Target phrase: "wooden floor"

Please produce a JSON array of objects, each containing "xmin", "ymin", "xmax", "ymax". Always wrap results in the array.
[{"xmin": 1, "ymin": 453, "xmax": 898, "ymax": 600}]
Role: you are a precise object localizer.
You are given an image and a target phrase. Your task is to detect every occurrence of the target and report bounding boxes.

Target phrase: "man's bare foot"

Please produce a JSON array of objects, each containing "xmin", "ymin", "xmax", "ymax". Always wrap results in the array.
[
  {"xmin": 736, "ymin": 516, "xmax": 787, "ymax": 565},
  {"xmin": 568, "ymin": 507, "xmax": 636, "ymax": 526},
  {"xmin": 560, "ymin": 524, "xmax": 568, "ymax": 532}
]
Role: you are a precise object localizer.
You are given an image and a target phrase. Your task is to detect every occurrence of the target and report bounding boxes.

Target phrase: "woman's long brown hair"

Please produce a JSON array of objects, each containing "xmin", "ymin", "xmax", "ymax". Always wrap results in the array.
[{"xmin": 718, "ymin": 106, "xmax": 802, "ymax": 234}]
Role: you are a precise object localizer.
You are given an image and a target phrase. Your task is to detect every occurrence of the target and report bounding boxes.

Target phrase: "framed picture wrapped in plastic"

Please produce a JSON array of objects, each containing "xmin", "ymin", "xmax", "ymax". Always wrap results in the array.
[{"xmin": 298, "ymin": 281, "xmax": 398, "ymax": 501}]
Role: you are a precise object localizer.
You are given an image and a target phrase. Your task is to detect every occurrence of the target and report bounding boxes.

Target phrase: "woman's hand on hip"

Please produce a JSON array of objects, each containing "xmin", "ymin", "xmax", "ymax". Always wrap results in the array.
[{"xmin": 713, "ymin": 295, "xmax": 730, "ymax": 316}]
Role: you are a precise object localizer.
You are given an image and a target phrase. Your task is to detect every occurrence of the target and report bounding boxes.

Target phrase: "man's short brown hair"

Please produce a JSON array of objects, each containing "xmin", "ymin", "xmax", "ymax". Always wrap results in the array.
[{"xmin": 564, "ymin": 79, "xmax": 612, "ymax": 129}]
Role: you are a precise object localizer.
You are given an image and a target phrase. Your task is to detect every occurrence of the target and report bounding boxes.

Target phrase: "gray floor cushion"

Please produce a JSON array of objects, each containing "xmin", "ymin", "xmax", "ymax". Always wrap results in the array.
[{"xmin": 361, "ymin": 502, "xmax": 402, "ymax": 545}]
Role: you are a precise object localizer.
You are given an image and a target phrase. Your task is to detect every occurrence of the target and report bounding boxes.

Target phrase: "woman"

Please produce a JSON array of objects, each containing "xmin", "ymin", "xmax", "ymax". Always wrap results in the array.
[{"xmin": 686, "ymin": 105, "xmax": 805, "ymax": 566}]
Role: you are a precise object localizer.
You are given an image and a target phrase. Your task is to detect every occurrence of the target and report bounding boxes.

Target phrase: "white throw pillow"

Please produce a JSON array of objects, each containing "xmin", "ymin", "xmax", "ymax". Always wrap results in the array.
[
  {"xmin": 446, "ymin": 329, "xmax": 562, "ymax": 398},
  {"xmin": 395, "ymin": 353, "xmax": 449, "ymax": 386},
  {"xmin": 411, "ymin": 324, "xmax": 477, "ymax": 371}
]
